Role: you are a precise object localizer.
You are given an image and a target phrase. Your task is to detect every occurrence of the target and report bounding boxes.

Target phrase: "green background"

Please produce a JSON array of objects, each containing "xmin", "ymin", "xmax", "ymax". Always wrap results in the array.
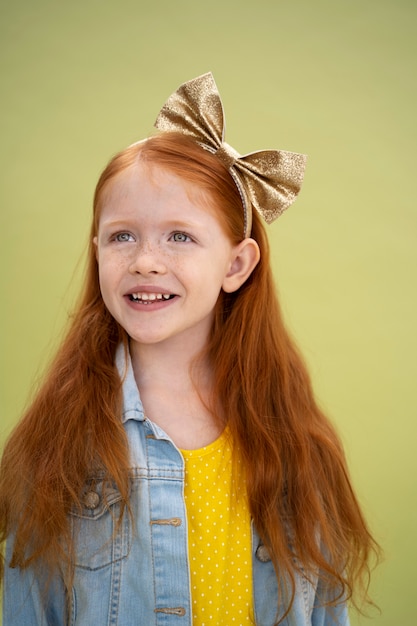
[{"xmin": 1, "ymin": 1, "xmax": 415, "ymax": 623}]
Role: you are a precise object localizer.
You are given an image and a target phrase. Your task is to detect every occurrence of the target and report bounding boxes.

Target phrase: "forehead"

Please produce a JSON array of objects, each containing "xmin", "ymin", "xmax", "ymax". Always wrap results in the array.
[{"xmin": 98, "ymin": 161, "xmax": 215, "ymax": 218}]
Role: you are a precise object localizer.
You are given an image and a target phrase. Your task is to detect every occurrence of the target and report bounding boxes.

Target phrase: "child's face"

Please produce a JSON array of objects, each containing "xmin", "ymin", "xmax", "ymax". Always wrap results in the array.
[{"xmin": 94, "ymin": 161, "xmax": 249, "ymax": 354}]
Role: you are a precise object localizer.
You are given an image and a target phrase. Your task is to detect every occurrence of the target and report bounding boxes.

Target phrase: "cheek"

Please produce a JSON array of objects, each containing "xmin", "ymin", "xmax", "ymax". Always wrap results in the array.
[
  {"xmin": 97, "ymin": 251, "xmax": 129, "ymax": 278},
  {"xmin": 96, "ymin": 259, "xmax": 112, "ymax": 286},
  {"xmin": 96, "ymin": 262, "xmax": 122, "ymax": 306}
]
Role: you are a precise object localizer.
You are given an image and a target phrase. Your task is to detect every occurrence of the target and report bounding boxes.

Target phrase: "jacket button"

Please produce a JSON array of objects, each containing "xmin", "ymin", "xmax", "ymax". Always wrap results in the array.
[
  {"xmin": 83, "ymin": 491, "xmax": 100, "ymax": 509},
  {"xmin": 256, "ymin": 544, "xmax": 271, "ymax": 562}
]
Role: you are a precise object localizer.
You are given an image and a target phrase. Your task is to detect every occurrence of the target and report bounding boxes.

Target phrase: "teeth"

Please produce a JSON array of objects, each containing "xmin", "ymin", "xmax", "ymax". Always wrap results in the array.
[{"xmin": 130, "ymin": 292, "xmax": 172, "ymax": 302}]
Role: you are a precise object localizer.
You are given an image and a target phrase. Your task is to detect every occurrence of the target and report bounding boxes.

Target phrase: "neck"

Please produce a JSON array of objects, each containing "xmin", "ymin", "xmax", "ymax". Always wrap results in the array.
[
  {"xmin": 129, "ymin": 335, "xmax": 209, "ymax": 391},
  {"xmin": 128, "ymin": 337, "xmax": 221, "ymax": 449}
]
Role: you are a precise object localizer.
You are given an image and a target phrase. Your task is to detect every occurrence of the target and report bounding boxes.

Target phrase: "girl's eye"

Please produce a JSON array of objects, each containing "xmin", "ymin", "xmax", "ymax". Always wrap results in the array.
[
  {"xmin": 171, "ymin": 232, "xmax": 191, "ymax": 243},
  {"xmin": 114, "ymin": 232, "xmax": 135, "ymax": 242}
]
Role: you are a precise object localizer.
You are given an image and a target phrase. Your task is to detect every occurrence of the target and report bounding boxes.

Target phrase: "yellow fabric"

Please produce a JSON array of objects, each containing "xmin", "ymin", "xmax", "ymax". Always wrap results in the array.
[{"xmin": 181, "ymin": 430, "xmax": 254, "ymax": 624}]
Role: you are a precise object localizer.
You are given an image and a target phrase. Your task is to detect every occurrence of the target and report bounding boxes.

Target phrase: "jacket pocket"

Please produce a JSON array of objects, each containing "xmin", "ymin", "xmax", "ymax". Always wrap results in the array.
[{"xmin": 69, "ymin": 479, "xmax": 131, "ymax": 571}]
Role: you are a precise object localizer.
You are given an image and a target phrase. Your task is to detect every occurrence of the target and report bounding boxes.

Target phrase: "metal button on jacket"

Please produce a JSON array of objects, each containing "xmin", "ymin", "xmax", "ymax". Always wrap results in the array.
[
  {"xmin": 83, "ymin": 491, "xmax": 100, "ymax": 510},
  {"xmin": 255, "ymin": 544, "xmax": 271, "ymax": 563}
]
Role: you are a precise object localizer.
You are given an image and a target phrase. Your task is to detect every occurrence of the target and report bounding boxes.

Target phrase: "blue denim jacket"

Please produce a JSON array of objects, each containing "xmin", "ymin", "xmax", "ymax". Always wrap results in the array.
[{"xmin": 4, "ymin": 347, "xmax": 349, "ymax": 625}]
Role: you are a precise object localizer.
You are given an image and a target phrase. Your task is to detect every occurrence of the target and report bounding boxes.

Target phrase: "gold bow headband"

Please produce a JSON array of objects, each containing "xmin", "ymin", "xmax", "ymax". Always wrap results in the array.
[{"xmin": 154, "ymin": 72, "xmax": 307, "ymax": 237}]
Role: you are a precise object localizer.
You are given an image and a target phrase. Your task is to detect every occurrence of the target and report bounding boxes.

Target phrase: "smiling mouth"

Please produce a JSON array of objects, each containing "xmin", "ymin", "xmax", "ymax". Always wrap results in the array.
[{"xmin": 128, "ymin": 292, "xmax": 175, "ymax": 304}]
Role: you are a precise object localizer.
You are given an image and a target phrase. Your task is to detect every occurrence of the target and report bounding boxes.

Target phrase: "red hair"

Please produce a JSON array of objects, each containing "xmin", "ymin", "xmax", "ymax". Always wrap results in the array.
[{"xmin": 0, "ymin": 133, "xmax": 379, "ymax": 622}]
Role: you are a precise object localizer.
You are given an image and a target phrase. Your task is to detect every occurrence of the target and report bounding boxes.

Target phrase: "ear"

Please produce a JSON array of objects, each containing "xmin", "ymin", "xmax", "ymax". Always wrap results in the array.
[
  {"xmin": 93, "ymin": 236, "xmax": 99, "ymax": 261},
  {"xmin": 222, "ymin": 238, "xmax": 260, "ymax": 293}
]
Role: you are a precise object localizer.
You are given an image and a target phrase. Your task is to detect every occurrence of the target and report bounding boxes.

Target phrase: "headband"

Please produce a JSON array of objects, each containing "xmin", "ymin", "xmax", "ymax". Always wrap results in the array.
[{"xmin": 154, "ymin": 72, "xmax": 307, "ymax": 237}]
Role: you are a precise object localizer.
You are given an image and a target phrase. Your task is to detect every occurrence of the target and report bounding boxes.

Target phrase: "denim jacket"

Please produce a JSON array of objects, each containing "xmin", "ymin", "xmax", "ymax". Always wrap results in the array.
[{"xmin": 4, "ymin": 347, "xmax": 349, "ymax": 625}]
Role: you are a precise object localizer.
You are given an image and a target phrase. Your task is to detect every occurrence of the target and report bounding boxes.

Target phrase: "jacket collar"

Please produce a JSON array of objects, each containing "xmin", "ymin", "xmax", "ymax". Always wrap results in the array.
[{"xmin": 115, "ymin": 343, "xmax": 146, "ymax": 424}]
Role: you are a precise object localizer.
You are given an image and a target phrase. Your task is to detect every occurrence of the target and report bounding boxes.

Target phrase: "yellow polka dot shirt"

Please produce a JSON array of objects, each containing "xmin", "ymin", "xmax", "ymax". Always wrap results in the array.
[{"xmin": 180, "ymin": 430, "xmax": 254, "ymax": 624}]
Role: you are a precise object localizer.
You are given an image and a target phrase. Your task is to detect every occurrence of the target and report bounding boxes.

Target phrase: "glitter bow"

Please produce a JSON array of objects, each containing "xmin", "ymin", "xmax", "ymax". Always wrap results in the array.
[{"xmin": 154, "ymin": 72, "xmax": 307, "ymax": 237}]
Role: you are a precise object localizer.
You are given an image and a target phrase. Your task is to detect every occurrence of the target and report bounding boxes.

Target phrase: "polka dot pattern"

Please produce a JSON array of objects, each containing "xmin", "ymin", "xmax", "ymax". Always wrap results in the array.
[{"xmin": 181, "ymin": 430, "xmax": 254, "ymax": 624}]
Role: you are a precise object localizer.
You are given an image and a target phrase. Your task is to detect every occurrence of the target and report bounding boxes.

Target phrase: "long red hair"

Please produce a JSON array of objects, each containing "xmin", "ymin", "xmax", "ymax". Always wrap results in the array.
[{"xmin": 0, "ymin": 133, "xmax": 379, "ymax": 622}]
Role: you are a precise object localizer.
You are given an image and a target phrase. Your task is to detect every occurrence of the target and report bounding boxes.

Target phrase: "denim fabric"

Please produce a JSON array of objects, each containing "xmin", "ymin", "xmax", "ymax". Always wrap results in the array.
[{"xmin": 3, "ymin": 346, "xmax": 349, "ymax": 625}]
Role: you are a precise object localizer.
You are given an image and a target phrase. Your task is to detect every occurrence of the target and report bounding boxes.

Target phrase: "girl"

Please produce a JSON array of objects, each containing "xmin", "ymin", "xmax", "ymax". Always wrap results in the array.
[{"xmin": 1, "ymin": 73, "xmax": 378, "ymax": 625}]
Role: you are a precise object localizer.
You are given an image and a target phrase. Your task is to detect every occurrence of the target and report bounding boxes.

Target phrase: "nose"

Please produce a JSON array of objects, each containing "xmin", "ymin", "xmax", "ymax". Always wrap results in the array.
[{"xmin": 128, "ymin": 240, "xmax": 167, "ymax": 275}]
